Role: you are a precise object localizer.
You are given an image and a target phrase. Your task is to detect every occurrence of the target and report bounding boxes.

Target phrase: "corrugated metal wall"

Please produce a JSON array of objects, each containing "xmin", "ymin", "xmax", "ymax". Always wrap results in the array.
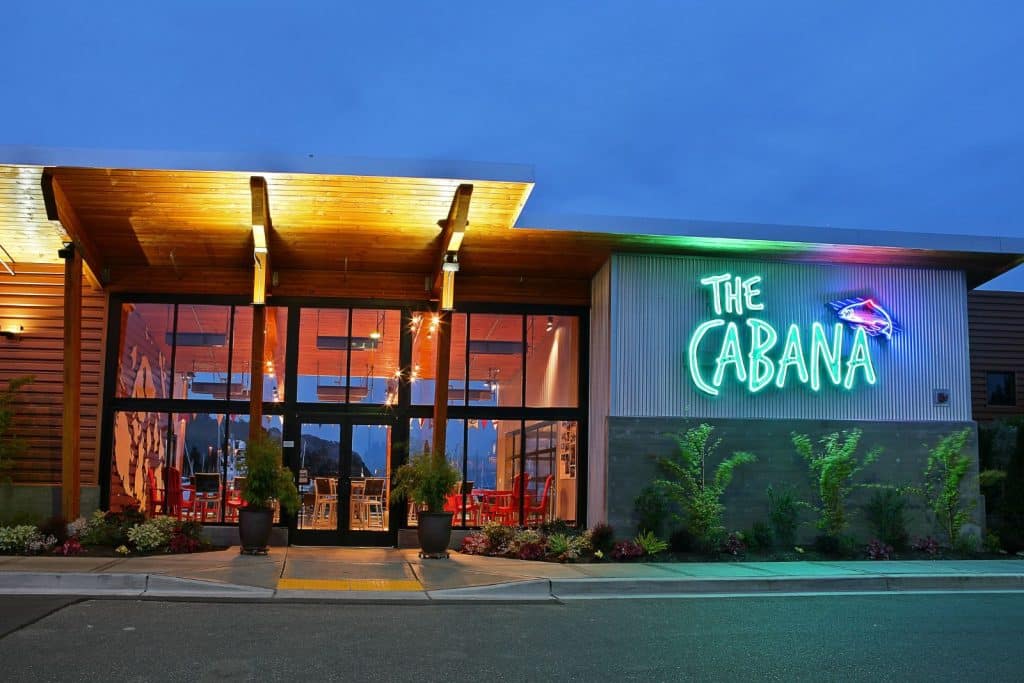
[
  {"xmin": 587, "ymin": 260, "xmax": 612, "ymax": 526},
  {"xmin": 609, "ymin": 253, "xmax": 971, "ymax": 421},
  {"xmin": 0, "ymin": 263, "xmax": 106, "ymax": 484}
]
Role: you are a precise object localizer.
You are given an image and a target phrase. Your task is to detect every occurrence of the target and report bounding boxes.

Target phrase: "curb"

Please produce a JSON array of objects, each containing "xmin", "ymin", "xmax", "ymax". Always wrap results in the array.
[
  {"xmin": 0, "ymin": 572, "xmax": 274, "ymax": 599},
  {"xmin": 548, "ymin": 573, "xmax": 1024, "ymax": 598},
  {"xmin": 1, "ymin": 571, "xmax": 1023, "ymax": 602}
]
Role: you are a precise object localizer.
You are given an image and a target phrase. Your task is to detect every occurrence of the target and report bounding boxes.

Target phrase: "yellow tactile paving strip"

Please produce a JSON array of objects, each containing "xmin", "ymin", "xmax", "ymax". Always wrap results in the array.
[{"xmin": 276, "ymin": 578, "xmax": 422, "ymax": 592}]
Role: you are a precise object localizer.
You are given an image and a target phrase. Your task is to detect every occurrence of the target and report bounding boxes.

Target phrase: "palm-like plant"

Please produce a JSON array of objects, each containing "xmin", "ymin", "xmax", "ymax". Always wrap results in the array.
[{"xmin": 655, "ymin": 424, "xmax": 756, "ymax": 551}]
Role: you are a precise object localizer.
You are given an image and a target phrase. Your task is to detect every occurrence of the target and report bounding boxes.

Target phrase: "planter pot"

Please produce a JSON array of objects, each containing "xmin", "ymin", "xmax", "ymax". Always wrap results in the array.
[
  {"xmin": 417, "ymin": 511, "xmax": 454, "ymax": 559},
  {"xmin": 238, "ymin": 507, "xmax": 274, "ymax": 555}
]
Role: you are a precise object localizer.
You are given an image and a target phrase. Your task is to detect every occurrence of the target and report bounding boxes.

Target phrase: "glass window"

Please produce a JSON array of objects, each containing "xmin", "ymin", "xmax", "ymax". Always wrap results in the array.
[
  {"xmin": 298, "ymin": 308, "xmax": 350, "ymax": 403},
  {"xmin": 410, "ymin": 312, "xmax": 467, "ymax": 406},
  {"xmin": 349, "ymin": 423, "xmax": 393, "ymax": 531},
  {"xmin": 232, "ymin": 307, "xmax": 288, "ymax": 403},
  {"xmin": 116, "ymin": 303, "xmax": 174, "ymax": 399},
  {"xmin": 110, "ymin": 410, "xmax": 169, "ymax": 513},
  {"xmin": 297, "ymin": 423, "xmax": 341, "ymax": 530},
  {"xmin": 174, "ymin": 305, "xmax": 233, "ymax": 400},
  {"xmin": 469, "ymin": 313, "xmax": 523, "ymax": 407},
  {"xmin": 987, "ymin": 372, "xmax": 1017, "ymax": 406},
  {"xmin": 526, "ymin": 315, "xmax": 579, "ymax": 408},
  {"xmin": 349, "ymin": 309, "xmax": 402, "ymax": 404},
  {"xmin": 523, "ymin": 420, "xmax": 578, "ymax": 526},
  {"xmin": 171, "ymin": 413, "xmax": 228, "ymax": 523}
]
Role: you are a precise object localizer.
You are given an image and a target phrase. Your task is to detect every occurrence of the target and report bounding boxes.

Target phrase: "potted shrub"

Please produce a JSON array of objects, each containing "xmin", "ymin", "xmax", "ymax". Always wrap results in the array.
[
  {"xmin": 238, "ymin": 433, "xmax": 299, "ymax": 555},
  {"xmin": 392, "ymin": 445, "xmax": 460, "ymax": 558}
]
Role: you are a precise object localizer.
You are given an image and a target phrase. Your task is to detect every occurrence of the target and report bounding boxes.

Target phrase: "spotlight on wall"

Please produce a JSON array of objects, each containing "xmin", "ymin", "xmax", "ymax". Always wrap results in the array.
[
  {"xmin": 0, "ymin": 325, "xmax": 24, "ymax": 341},
  {"xmin": 545, "ymin": 316, "xmax": 555, "ymax": 333}
]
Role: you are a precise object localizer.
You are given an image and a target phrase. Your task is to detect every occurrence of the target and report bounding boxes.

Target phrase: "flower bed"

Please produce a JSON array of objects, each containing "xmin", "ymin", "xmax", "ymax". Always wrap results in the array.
[
  {"xmin": 0, "ymin": 509, "xmax": 213, "ymax": 556},
  {"xmin": 459, "ymin": 521, "xmax": 674, "ymax": 563}
]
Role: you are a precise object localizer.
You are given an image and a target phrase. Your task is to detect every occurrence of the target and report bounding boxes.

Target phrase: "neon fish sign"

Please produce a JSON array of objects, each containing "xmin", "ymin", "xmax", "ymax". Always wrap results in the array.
[
  {"xmin": 827, "ymin": 297, "xmax": 898, "ymax": 339},
  {"xmin": 687, "ymin": 274, "xmax": 892, "ymax": 396}
]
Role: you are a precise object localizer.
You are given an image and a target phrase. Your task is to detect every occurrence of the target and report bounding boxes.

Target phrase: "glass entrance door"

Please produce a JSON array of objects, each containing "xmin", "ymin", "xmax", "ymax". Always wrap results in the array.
[{"xmin": 290, "ymin": 418, "xmax": 394, "ymax": 545}]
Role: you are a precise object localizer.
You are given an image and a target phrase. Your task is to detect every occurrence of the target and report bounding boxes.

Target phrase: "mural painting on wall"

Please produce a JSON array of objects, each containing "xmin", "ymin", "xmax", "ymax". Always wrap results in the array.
[{"xmin": 110, "ymin": 315, "xmax": 171, "ymax": 512}]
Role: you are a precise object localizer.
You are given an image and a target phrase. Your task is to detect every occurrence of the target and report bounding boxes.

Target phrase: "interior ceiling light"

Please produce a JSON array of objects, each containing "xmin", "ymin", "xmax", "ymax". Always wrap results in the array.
[{"xmin": 546, "ymin": 316, "xmax": 554, "ymax": 332}]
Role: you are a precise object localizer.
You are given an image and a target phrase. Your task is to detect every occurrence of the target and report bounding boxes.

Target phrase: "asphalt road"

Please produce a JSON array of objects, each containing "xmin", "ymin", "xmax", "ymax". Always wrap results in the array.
[{"xmin": 0, "ymin": 593, "xmax": 1021, "ymax": 682}]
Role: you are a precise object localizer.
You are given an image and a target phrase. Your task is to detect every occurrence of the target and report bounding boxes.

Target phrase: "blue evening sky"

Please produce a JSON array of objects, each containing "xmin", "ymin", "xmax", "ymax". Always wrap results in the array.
[{"xmin": 2, "ymin": 1, "xmax": 1021, "ymax": 289}]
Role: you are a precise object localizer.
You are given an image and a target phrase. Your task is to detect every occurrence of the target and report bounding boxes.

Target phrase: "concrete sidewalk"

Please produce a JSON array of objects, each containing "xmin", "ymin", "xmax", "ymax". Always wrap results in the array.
[{"xmin": 1, "ymin": 547, "xmax": 1023, "ymax": 602}]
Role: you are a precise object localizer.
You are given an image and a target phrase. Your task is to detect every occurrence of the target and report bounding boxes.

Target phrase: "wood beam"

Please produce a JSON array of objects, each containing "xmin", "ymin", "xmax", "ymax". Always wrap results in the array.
[
  {"xmin": 42, "ymin": 170, "xmax": 105, "ymax": 290},
  {"xmin": 248, "ymin": 304, "xmax": 266, "ymax": 443},
  {"xmin": 250, "ymin": 176, "xmax": 271, "ymax": 304},
  {"xmin": 431, "ymin": 184, "xmax": 473, "ymax": 297},
  {"xmin": 59, "ymin": 242, "xmax": 82, "ymax": 519},
  {"xmin": 431, "ymin": 309, "xmax": 452, "ymax": 457}
]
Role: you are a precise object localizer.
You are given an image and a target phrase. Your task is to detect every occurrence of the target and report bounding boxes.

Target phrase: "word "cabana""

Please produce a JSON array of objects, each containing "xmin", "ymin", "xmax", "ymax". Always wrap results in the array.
[{"xmin": 687, "ymin": 274, "xmax": 879, "ymax": 396}]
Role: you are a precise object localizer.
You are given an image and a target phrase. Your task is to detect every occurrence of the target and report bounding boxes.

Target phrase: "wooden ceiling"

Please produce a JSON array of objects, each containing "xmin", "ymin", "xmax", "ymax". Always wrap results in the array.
[
  {"xmin": 1, "ymin": 161, "xmax": 1019, "ymax": 301},
  {"xmin": 0, "ymin": 165, "xmax": 68, "ymax": 265}
]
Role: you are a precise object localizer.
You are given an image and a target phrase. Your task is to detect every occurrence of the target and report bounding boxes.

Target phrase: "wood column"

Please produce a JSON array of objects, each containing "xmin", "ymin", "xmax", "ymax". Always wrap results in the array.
[
  {"xmin": 60, "ymin": 244, "xmax": 82, "ymax": 519},
  {"xmin": 431, "ymin": 311, "xmax": 452, "ymax": 456},
  {"xmin": 248, "ymin": 304, "xmax": 266, "ymax": 443}
]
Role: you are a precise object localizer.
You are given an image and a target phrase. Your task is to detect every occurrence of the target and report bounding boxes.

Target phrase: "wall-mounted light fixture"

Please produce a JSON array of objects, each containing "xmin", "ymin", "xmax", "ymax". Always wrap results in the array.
[
  {"xmin": 440, "ymin": 255, "xmax": 459, "ymax": 311},
  {"xmin": 1, "ymin": 325, "xmax": 24, "ymax": 341},
  {"xmin": 546, "ymin": 316, "xmax": 555, "ymax": 333}
]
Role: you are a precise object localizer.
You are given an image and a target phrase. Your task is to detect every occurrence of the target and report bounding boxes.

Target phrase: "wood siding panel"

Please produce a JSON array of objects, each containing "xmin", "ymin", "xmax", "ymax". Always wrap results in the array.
[
  {"xmin": 967, "ymin": 291, "xmax": 1024, "ymax": 421},
  {"xmin": 0, "ymin": 263, "xmax": 105, "ymax": 484}
]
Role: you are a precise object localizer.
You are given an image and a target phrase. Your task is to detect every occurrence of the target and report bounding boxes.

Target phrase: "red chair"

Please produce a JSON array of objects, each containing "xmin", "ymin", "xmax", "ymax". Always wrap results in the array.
[
  {"xmin": 145, "ymin": 468, "xmax": 165, "ymax": 517},
  {"xmin": 495, "ymin": 473, "xmax": 529, "ymax": 526},
  {"xmin": 164, "ymin": 467, "xmax": 183, "ymax": 519},
  {"xmin": 525, "ymin": 475, "xmax": 554, "ymax": 526}
]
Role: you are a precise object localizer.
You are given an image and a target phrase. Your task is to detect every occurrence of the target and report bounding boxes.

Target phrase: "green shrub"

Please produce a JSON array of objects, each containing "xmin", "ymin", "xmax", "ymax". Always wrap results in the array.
[
  {"xmin": 546, "ymin": 533, "xmax": 570, "ymax": 556},
  {"xmin": 634, "ymin": 485, "xmax": 668, "ymax": 536},
  {"xmin": 481, "ymin": 520, "xmax": 515, "ymax": 554},
  {"xmin": 767, "ymin": 485, "xmax": 800, "ymax": 548},
  {"xmin": 0, "ymin": 525, "xmax": 40, "ymax": 553},
  {"xmin": 655, "ymin": 424, "xmax": 756, "ymax": 552},
  {"xmin": 793, "ymin": 429, "xmax": 881, "ymax": 539},
  {"xmin": 634, "ymin": 530, "xmax": 669, "ymax": 556},
  {"xmin": 127, "ymin": 519, "xmax": 173, "ymax": 552},
  {"xmin": 865, "ymin": 487, "xmax": 909, "ymax": 550},
  {"xmin": 984, "ymin": 531, "xmax": 1002, "ymax": 554},
  {"xmin": 589, "ymin": 523, "xmax": 615, "ymax": 554},
  {"xmin": 746, "ymin": 522, "xmax": 774, "ymax": 552},
  {"xmin": 921, "ymin": 428, "xmax": 974, "ymax": 548},
  {"xmin": 540, "ymin": 518, "xmax": 573, "ymax": 536}
]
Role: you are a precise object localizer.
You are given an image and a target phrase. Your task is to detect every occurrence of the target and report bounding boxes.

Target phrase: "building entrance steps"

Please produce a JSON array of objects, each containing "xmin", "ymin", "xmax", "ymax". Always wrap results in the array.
[{"xmin": 0, "ymin": 548, "xmax": 1022, "ymax": 601}]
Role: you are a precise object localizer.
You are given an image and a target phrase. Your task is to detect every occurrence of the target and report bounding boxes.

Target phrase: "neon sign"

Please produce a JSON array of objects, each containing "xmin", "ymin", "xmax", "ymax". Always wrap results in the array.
[{"xmin": 687, "ymin": 274, "xmax": 890, "ymax": 396}]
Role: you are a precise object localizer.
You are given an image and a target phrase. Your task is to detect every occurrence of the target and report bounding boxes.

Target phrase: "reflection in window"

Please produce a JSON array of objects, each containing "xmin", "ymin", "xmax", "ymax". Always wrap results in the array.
[
  {"xmin": 232, "ymin": 307, "xmax": 288, "ymax": 403},
  {"xmin": 987, "ymin": 372, "xmax": 1017, "ymax": 406},
  {"xmin": 526, "ymin": 315, "xmax": 579, "ymax": 408},
  {"xmin": 174, "ymin": 305, "xmax": 233, "ymax": 400},
  {"xmin": 116, "ymin": 304, "xmax": 174, "ymax": 399}
]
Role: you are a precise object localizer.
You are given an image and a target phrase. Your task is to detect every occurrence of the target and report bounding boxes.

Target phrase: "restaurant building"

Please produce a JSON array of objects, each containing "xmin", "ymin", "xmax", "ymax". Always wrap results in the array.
[{"xmin": 1, "ymin": 147, "xmax": 1021, "ymax": 544}]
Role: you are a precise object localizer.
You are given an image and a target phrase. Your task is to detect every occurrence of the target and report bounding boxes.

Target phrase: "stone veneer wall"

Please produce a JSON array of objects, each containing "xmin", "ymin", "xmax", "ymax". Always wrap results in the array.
[{"xmin": 606, "ymin": 417, "xmax": 981, "ymax": 544}]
